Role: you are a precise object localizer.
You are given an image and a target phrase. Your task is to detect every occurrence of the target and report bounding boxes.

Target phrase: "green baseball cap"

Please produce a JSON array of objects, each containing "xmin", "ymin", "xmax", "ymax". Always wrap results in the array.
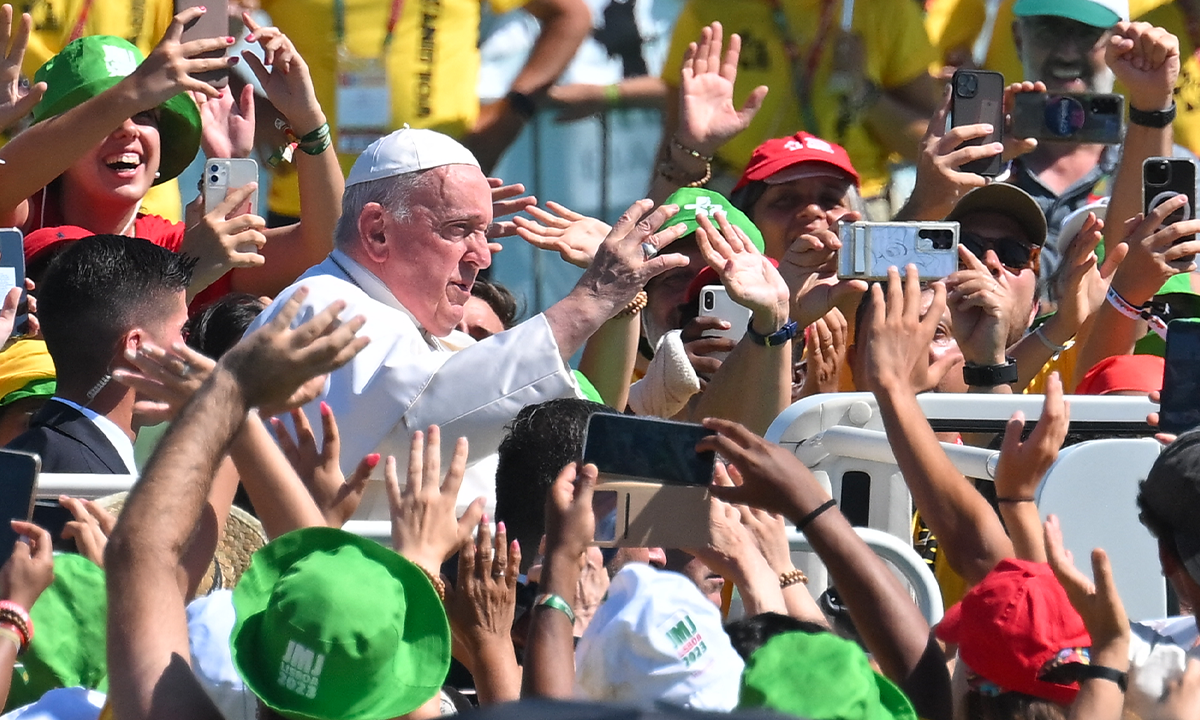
[
  {"xmin": 664, "ymin": 188, "xmax": 765, "ymax": 253},
  {"xmin": 1013, "ymin": 0, "xmax": 1128, "ymax": 27},
  {"xmin": 231, "ymin": 527, "xmax": 451, "ymax": 720},
  {"xmin": 5, "ymin": 553, "xmax": 108, "ymax": 711},
  {"xmin": 32, "ymin": 36, "xmax": 202, "ymax": 185},
  {"xmin": 738, "ymin": 631, "xmax": 917, "ymax": 720}
]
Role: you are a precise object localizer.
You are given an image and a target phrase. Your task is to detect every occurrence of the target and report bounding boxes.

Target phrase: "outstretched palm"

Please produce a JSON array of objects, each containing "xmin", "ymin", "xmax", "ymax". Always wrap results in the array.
[{"xmin": 677, "ymin": 22, "xmax": 768, "ymax": 154}]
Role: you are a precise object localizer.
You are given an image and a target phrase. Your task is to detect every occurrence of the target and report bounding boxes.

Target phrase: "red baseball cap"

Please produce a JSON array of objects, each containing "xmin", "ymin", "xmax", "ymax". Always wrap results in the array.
[
  {"xmin": 24, "ymin": 225, "xmax": 93, "ymax": 265},
  {"xmin": 936, "ymin": 559, "xmax": 1091, "ymax": 705},
  {"xmin": 1075, "ymin": 354, "xmax": 1164, "ymax": 396},
  {"xmin": 734, "ymin": 132, "xmax": 860, "ymax": 192}
]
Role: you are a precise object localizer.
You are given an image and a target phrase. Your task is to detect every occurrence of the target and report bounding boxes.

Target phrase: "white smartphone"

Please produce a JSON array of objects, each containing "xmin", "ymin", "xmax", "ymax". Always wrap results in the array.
[
  {"xmin": 204, "ymin": 158, "xmax": 259, "ymax": 217},
  {"xmin": 0, "ymin": 228, "xmax": 26, "ymax": 336},
  {"xmin": 699, "ymin": 285, "xmax": 752, "ymax": 361},
  {"xmin": 838, "ymin": 221, "xmax": 960, "ymax": 282}
]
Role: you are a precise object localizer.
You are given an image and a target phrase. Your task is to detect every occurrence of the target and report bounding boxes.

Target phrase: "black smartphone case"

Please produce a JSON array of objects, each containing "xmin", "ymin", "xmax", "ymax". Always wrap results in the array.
[
  {"xmin": 1161, "ymin": 318, "xmax": 1200, "ymax": 434},
  {"xmin": 1143, "ymin": 157, "xmax": 1197, "ymax": 247},
  {"xmin": 950, "ymin": 70, "xmax": 1005, "ymax": 177},
  {"xmin": 1012, "ymin": 92, "xmax": 1125, "ymax": 144}
]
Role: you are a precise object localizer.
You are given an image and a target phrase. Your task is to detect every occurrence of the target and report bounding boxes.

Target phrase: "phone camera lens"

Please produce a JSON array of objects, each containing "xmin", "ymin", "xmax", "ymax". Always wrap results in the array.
[
  {"xmin": 210, "ymin": 174, "xmax": 220, "ymax": 183},
  {"xmin": 209, "ymin": 164, "xmax": 219, "ymax": 173},
  {"xmin": 955, "ymin": 74, "xmax": 977, "ymax": 98},
  {"xmin": 703, "ymin": 293, "xmax": 715, "ymax": 311},
  {"xmin": 1147, "ymin": 161, "xmax": 1172, "ymax": 186}
]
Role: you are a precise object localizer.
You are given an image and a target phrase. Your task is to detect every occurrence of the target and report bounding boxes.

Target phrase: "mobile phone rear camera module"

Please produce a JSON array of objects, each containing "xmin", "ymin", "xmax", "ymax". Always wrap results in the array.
[{"xmin": 955, "ymin": 73, "xmax": 978, "ymax": 98}]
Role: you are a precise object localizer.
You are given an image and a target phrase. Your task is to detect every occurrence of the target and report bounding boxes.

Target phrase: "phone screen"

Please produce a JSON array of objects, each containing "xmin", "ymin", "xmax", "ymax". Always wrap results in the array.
[
  {"xmin": 1161, "ymin": 319, "xmax": 1200, "ymax": 434},
  {"xmin": 0, "ymin": 229, "xmax": 25, "ymax": 337},
  {"xmin": 582, "ymin": 414, "xmax": 716, "ymax": 486},
  {"xmin": 0, "ymin": 450, "xmax": 39, "ymax": 564}
]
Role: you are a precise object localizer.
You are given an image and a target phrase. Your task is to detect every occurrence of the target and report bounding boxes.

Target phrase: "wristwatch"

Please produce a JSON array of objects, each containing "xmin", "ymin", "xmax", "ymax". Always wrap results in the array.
[
  {"xmin": 962, "ymin": 358, "xmax": 1019, "ymax": 387},
  {"xmin": 1129, "ymin": 101, "xmax": 1176, "ymax": 129},
  {"xmin": 746, "ymin": 318, "xmax": 799, "ymax": 347},
  {"xmin": 505, "ymin": 90, "xmax": 537, "ymax": 120}
]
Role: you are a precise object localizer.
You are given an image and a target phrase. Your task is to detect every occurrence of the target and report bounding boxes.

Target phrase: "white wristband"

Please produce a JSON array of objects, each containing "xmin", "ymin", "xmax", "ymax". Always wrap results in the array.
[{"xmin": 1106, "ymin": 287, "xmax": 1168, "ymax": 340}]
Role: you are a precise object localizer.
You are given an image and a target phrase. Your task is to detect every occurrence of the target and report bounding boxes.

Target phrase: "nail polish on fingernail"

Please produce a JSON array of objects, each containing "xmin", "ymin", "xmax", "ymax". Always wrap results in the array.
[
  {"xmin": 497, "ymin": 521, "xmax": 506, "ymax": 534},
  {"xmin": 366, "ymin": 453, "xmax": 381, "ymax": 467},
  {"xmin": 246, "ymin": 34, "xmax": 255, "ymax": 42},
  {"xmin": 228, "ymin": 56, "xmax": 240, "ymax": 65},
  {"xmin": 320, "ymin": 401, "xmax": 331, "ymax": 414},
  {"xmin": 198, "ymin": 5, "xmax": 206, "ymax": 10},
  {"xmin": 226, "ymin": 36, "xmax": 235, "ymax": 43},
  {"xmin": 481, "ymin": 513, "xmax": 490, "ymax": 526}
]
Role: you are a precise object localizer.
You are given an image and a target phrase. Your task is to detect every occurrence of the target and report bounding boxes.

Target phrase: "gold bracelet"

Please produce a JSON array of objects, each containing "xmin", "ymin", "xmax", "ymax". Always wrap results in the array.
[
  {"xmin": 672, "ymin": 136, "xmax": 714, "ymax": 162},
  {"xmin": 415, "ymin": 564, "xmax": 446, "ymax": 601},
  {"xmin": 616, "ymin": 290, "xmax": 648, "ymax": 318},
  {"xmin": 780, "ymin": 568, "xmax": 808, "ymax": 588}
]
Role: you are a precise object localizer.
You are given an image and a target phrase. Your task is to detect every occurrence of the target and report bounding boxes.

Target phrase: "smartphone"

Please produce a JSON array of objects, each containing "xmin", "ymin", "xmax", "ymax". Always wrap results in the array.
[
  {"xmin": 32, "ymin": 500, "xmax": 76, "ymax": 553},
  {"xmin": 698, "ymin": 285, "xmax": 751, "ymax": 361},
  {"xmin": 838, "ymin": 221, "xmax": 959, "ymax": 282},
  {"xmin": 1160, "ymin": 318, "xmax": 1200, "ymax": 434},
  {"xmin": 1012, "ymin": 92, "xmax": 1125, "ymax": 144},
  {"xmin": 950, "ymin": 69, "xmax": 1005, "ymax": 177},
  {"xmin": 0, "ymin": 450, "xmax": 40, "ymax": 565},
  {"xmin": 582, "ymin": 414, "xmax": 716, "ymax": 487},
  {"xmin": 591, "ymin": 483, "xmax": 713, "ymax": 548},
  {"xmin": 177, "ymin": 0, "xmax": 230, "ymax": 89},
  {"xmin": 204, "ymin": 158, "xmax": 259, "ymax": 217},
  {"xmin": 0, "ymin": 229, "xmax": 26, "ymax": 337},
  {"xmin": 1144, "ymin": 157, "xmax": 1196, "ymax": 251}
]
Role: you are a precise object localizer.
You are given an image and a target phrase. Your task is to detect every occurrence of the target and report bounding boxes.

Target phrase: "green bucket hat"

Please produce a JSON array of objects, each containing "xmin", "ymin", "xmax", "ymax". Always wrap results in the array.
[
  {"xmin": 664, "ymin": 188, "xmax": 765, "ymax": 253},
  {"xmin": 231, "ymin": 527, "xmax": 450, "ymax": 720},
  {"xmin": 4, "ymin": 553, "xmax": 108, "ymax": 711},
  {"xmin": 738, "ymin": 631, "xmax": 917, "ymax": 720},
  {"xmin": 33, "ymin": 36, "xmax": 202, "ymax": 185}
]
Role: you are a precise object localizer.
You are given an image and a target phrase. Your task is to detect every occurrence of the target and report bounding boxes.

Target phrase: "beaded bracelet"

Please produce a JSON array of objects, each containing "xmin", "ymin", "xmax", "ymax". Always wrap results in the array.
[
  {"xmin": 0, "ymin": 600, "xmax": 32, "ymax": 645},
  {"xmin": 616, "ymin": 291, "xmax": 648, "ymax": 319},
  {"xmin": 779, "ymin": 568, "xmax": 808, "ymax": 588},
  {"xmin": 672, "ymin": 137, "xmax": 714, "ymax": 163},
  {"xmin": 414, "ymin": 565, "xmax": 446, "ymax": 602}
]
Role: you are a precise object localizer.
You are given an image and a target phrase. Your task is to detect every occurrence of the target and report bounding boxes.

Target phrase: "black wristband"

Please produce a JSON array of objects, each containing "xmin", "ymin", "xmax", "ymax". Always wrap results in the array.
[
  {"xmin": 1129, "ymin": 102, "xmax": 1176, "ymax": 129},
  {"xmin": 796, "ymin": 499, "xmax": 837, "ymax": 533},
  {"xmin": 506, "ymin": 90, "xmax": 537, "ymax": 120},
  {"xmin": 962, "ymin": 357, "xmax": 1019, "ymax": 387},
  {"xmin": 1077, "ymin": 664, "xmax": 1128, "ymax": 692},
  {"xmin": 746, "ymin": 318, "xmax": 799, "ymax": 347}
]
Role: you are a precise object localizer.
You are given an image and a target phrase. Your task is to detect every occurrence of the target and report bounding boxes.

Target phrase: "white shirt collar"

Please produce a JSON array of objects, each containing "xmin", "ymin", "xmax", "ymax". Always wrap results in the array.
[
  {"xmin": 52, "ymin": 397, "xmax": 137, "ymax": 473},
  {"xmin": 325, "ymin": 249, "xmax": 475, "ymax": 352}
]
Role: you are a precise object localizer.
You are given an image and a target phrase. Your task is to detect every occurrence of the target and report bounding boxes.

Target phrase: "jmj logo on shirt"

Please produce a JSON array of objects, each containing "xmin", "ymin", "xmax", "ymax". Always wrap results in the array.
[{"xmin": 662, "ymin": 611, "xmax": 708, "ymax": 668}]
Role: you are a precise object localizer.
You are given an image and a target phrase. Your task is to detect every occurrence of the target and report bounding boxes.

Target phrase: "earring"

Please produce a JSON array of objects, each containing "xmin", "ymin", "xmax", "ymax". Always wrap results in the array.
[{"xmin": 154, "ymin": 171, "xmax": 161, "ymax": 179}]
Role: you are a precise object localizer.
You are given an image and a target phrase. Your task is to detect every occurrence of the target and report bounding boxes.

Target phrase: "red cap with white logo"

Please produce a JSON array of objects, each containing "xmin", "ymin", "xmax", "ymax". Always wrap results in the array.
[{"xmin": 734, "ymin": 132, "xmax": 860, "ymax": 192}]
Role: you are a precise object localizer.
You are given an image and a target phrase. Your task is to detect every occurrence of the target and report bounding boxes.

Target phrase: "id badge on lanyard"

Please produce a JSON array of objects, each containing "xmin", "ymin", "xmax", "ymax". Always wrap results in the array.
[{"xmin": 334, "ymin": 0, "xmax": 403, "ymax": 155}]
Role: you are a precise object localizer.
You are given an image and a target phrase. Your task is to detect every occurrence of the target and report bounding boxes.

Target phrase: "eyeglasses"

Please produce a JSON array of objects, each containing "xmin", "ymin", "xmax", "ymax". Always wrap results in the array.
[{"xmin": 960, "ymin": 231, "xmax": 1036, "ymax": 270}]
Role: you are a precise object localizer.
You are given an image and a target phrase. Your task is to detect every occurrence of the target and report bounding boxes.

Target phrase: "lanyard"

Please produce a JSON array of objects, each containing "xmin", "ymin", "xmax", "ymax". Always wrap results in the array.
[
  {"xmin": 69, "ymin": 0, "xmax": 96, "ymax": 42},
  {"xmin": 769, "ymin": 0, "xmax": 838, "ymax": 136},
  {"xmin": 334, "ymin": 0, "xmax": 406, "ymax": 52}
]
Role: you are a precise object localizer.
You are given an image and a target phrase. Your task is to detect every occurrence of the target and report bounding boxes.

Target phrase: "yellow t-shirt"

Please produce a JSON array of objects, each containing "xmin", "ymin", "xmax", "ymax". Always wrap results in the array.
[
  {"xmin": 262, "ymin": 0, "xmax": 528, "ymax": 218},
  {"xmin": 13, "ymin": 0, "xmax": 182, "ymax": 221},
  {"xmin": 661, "ymin": 0, "xmax": 936, "ymax": 200},
  {"xmin": 924, "ymin": 0, "xmax": 1023, "ymax": 82}
]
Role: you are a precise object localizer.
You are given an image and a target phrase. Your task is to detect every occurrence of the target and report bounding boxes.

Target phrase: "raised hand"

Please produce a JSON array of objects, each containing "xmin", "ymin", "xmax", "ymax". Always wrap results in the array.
[
  {"xmin": 125, "ymin": 7, "xmax": 237, "ymax": 106},
  {"xmin": 513, "ymin": 201, "xmax": 611, "ymax": 268},
  {"xmin": 1110, "ymin": 200, "xmax": 1200, "ymax": 307},
  {"xmin": 196, "ymin": 85, "xmax": 256, "ymax": 159},
  {"xmin": 575, "ymin": 199, "xmax": 690, "ymax": 315},
  {"xmin": 1051, "ymin": 211, "xmax": 1126, "ymax": 337},
  {"xmin": 946, "ymin": 245, "xmax": 1017, "ymax": 367},
  {"xmin": 1044, "ymin": 515, "xmax": 1130, "ymax": 659},
  {"xmin": 995, "ymin": 372, "xmax": 1070, "ymax": 502},
  {"xmin": 904, "ymin": 87, "xmax": 1000, "ymax": 220},
  {"xmin": 182, "ymin": 183, "xmax": 269, "ymax": 291},
  {"xmin": 0, "ymin": 5, "xmax": 45, "ymax": 131},
  {"xmin": 0, "ymin": 521, "xmax": 53, "ymax": 609},
  {"xmin": 220, "ymin": 287, "xmax": 370, "ymax": 409},
  {"xmin": 271, "ymin": 403, "xmax": 377, "ymax": 528},
  {"xmin": 1106, "ymin": 21, "xmax": 1179, "ymax": 114},
  {"xmin": 1001, "ymin": 81, "xmax": 1044, "ymax": 160},
  {"xmin": 694, "ymin": 210, "xmax": 789, "ymax": 324},
  {"xmin": 486, "ymin": 178, "xmax": 537, "ymax": 247},
  {"xmin": 387, "ymin": 427, "xmax": 485, "ymax": 573},
  {"xmin": 543, "ymin": 462, "xmax": 596, "ymax": 564},
  {"xmin": 445, "ymin": 519, "xmax": 521, "ymax": 673},
  {"xmin": 777, "ymin": 216, "xmax": 868, "ymax": 328},
  {"xmin": 858, "ymin": 265, "xmax": 948, "ymax": 395},
  {"xmin": 1153, "ymin": 661, "xmax": 1200, "ymax": 720},
  {"xmin": 112, "ymin": 341, "xmax": 216, "ymax": 424},
  {"xmin": 798, "ymin": 308, "xmax": 848, "ymax": 398},
  {"xmin": 676, "ymin": 22, "xmax": 767, "ymax": 157},
  {"xmin": 240, "ymin": 13, "xmax": 324, "ymax": 133},
  {"xmin": 0, "ymin": 279, "xmax": 37, "ymax": 341},
  {"xmin": 59, "ymin": 496, "xmax": 117, "ymax": 568},
  {"xmin": 680, "ymin": 316, "xmax": 735, "ymax": 381}
]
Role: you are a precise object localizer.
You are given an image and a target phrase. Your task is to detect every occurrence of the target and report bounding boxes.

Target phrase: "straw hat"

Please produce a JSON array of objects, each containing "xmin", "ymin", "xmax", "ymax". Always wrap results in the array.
[{"xmin": 96, "ymin": 493, "xmax": 266, "ymax": 595}]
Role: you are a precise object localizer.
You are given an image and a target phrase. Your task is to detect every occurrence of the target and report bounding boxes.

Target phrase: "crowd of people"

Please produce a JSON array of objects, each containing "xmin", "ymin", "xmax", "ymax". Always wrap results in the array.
[{"xmin": 0, "ymin": 0, "xmax": 1194, "ymax": 719}]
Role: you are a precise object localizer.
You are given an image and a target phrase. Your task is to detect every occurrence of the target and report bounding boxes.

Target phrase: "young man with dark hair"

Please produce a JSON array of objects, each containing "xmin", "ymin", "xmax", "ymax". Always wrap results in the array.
[{"xmin": 6, "ymin": 234, "xmax": 194, "ymax": 472}]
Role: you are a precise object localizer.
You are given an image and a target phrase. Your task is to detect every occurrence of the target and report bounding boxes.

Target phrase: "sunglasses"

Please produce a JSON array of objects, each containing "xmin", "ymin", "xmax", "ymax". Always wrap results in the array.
[{"xmin": 960, "ymin": 231, "xmax": 1036, "ymax": 270}]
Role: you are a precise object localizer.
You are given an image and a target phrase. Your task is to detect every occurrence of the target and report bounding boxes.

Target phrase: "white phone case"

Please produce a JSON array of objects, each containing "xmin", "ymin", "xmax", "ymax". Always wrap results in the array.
[
  {"xmin": 204, "ymin": 158, "xmax": 259, "ymax": 217},
  {"xmin": 698, "ymin": 285, "xmax": 752, "ymax": 361}
]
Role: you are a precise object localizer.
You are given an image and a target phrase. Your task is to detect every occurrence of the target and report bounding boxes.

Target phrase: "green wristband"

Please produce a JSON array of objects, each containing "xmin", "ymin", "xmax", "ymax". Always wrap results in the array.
[{"xmin": 534, "ymin": 593, "xmax": 576, "ymax": 625}]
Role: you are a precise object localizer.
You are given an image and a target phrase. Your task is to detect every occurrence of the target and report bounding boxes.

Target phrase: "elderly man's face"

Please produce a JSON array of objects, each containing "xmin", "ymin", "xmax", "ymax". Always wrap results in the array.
[
  {"xmin": 1015, "ymin": 15, "xmax": 1113, "ymax": 93},
  {"xmin": 380, "ymin": 165, "xmax": 493, "ymax": 336}
]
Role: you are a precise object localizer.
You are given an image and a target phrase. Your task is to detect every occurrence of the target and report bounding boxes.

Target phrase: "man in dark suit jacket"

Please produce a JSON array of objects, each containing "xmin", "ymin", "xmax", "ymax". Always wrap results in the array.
[{"xmin": 5, "ymin": 235, "xmax": 194, "ymax": 474}]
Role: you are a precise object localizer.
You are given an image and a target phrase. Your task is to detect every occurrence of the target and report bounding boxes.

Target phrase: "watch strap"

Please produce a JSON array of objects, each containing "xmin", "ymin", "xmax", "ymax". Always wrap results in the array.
[
  {"xmin": 506, "ymin": 90, "xmax": 537, "ymax": 120},
  {"xmin": 746, "ymin": 318, "xmax": 799, "ymax": 347},
  {"xmin": 1129, "ymin": 101, "xmax": 1176, "ymax": 129},
  {"xmin": 1075, "ymin": 664, "xmax": 1128, "ymax": 692},
  {"xmin": 962, "ymin": 357, "xmax": 1019, "ymax": 387}
]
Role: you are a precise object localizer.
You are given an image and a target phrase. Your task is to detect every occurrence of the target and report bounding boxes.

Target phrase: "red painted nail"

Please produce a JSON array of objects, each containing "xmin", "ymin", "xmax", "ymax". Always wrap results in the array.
[
  {"xmin": 320, "ymin": 401, "xmax": 331, "ymax": 415},
  {"xmin": 228, "ymin": 56, "xmax": 240, "ymax": 65},
  {"xmin": 365, "ymin": 453, "xmax": 381, "ymax": 467},
  {"xmin": 245, "ymin": 34, "xmax": 255, "ymax": 42}
]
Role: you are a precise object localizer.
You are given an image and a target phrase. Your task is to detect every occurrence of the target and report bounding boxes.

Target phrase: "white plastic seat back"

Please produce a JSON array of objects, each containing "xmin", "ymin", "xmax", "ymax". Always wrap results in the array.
[{"xmin": 1036, "ymin": 437, "xmax": 1166, "ymax": 619}]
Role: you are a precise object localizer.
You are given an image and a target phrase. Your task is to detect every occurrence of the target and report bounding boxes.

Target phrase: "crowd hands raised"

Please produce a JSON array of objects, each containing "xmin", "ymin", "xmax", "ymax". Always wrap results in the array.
[{"xmin": 0, "ymin": 1, "xmax": 1200, "ymax": 720}]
